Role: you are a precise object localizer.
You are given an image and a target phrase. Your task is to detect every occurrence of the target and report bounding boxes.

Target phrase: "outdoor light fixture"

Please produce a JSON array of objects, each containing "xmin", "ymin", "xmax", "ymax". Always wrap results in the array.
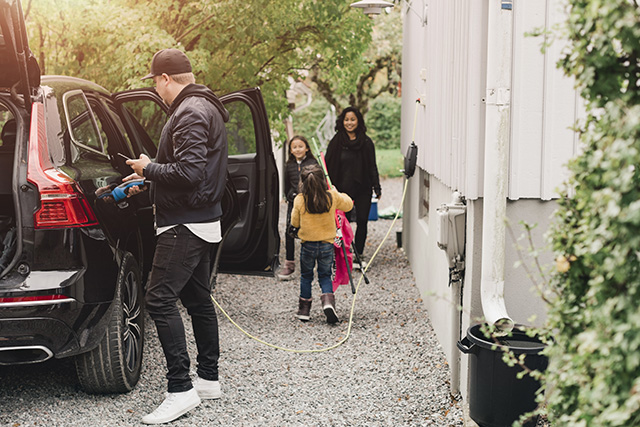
[
  {"xmin": 349, "ymin": 0, "xmax": 394, "ymax": 16},
  {"xmin": 350, "ymin": 0, "xmax": 428, "ymax": 26}
]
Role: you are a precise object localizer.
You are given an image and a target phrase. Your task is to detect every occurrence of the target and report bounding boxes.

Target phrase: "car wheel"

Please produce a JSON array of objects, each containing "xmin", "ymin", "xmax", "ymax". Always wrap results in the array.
[{"xmin": 75, "ymin": 252, "xmax": 144, "ymax": 393}]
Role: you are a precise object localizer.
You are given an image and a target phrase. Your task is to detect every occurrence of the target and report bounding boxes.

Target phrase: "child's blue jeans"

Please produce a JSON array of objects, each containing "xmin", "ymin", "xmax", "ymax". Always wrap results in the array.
[{"xmin": 299, "ymin": 241, "xmax": 334, "ymax": 299}]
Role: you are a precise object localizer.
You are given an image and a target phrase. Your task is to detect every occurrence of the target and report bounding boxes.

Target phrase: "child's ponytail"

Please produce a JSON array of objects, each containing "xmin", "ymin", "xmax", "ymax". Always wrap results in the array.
[{"xmin": 299, "ymin": 164, "xmax": 332, "ymax": 214}]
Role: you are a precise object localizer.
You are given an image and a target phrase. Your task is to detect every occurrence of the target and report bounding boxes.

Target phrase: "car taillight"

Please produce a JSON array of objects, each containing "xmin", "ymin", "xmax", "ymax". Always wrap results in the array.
[
  {"xmin": 0, "ymin": 295, "xmax": 70, "ymax": 303},
  {"xmin": 27, "ymin": 102, "xmax": 98, "ymax": 229}
]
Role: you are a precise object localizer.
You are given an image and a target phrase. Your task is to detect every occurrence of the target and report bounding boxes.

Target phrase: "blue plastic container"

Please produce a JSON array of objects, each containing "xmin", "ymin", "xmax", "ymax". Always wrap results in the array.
[{"xmin": 368, "ymin": 198, "xmax": 378, "ymax": 221}]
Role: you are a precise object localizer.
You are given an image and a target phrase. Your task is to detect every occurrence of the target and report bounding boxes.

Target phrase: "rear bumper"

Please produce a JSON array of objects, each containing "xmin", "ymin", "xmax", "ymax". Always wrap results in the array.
[
  {"xmin": 0, "ymin": 270, "xmax": 114, "ymax": 361},
  {"xmin": 0, "ymin": 316, "xmax": 77, "ymax": 363}
]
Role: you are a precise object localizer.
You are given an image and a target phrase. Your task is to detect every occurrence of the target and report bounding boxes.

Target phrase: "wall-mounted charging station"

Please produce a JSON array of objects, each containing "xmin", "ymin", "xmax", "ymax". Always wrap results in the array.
[{"xmin": 436, "ymin": 192, "xmax": 466, "ymax": 284}]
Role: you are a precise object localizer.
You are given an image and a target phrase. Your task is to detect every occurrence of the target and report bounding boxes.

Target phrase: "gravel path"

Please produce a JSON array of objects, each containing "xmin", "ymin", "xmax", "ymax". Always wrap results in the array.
[{"xmin": 0, "ymin": 177, "xmax": 464, "ymax": 426}]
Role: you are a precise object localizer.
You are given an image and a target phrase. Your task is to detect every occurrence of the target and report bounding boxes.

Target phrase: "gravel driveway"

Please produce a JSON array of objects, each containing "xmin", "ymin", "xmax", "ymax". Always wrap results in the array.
[{"xmin": 0, "ymin": 177, "xmax": 464, "ymax": 427}]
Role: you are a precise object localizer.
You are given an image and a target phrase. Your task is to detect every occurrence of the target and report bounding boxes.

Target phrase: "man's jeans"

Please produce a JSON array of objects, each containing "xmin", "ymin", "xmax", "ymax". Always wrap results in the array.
[
  {"xmin": 299, "ymin": 241, "xmax": 334, "ymax": 299},
  {"xmin": 146, "ymin": 225, "xmax": 220, "ymax": 393}
]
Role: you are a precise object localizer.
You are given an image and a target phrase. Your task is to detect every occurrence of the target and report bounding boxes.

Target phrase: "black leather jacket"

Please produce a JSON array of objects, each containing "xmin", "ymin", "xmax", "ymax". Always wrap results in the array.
[{"xmin": 144, "ymin": 84, "xmax": 230, "ymax": 227}]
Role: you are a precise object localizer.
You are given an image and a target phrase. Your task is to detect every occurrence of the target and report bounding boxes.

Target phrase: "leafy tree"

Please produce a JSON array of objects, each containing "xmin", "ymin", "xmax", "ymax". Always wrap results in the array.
[
  {"xmin": 545, "ymin": 1, "xmax": 640, "ymax": 425},
  {"xmin": 308, "ymin": 5, "xmax": 402, "ymax": 115},
  {"xmin": 290, "ymin": 8, "xmax": 402, "ymax": 149},
  {"xmin": 24, "ymin": 0, "xmax": 373, "ymax": 144}
]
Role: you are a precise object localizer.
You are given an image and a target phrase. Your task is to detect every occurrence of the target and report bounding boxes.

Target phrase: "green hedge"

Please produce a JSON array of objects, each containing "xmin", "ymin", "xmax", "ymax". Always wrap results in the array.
[{"xmin": 545, "ymin": 1, "xmax": 640, "ymax": 425}]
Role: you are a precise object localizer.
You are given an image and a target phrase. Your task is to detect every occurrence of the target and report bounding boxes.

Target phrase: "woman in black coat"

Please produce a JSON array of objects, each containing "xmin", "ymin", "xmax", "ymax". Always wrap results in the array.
[{"xmin": 325, "ymin": 106, "xmax": 381, "ymax": 261}]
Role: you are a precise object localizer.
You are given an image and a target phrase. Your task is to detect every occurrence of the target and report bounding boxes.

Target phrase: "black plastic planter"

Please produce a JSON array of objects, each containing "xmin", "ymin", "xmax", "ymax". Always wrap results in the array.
[{"xmin": 457, "ymin": 324, "xmax": 548, "ymax": 427}]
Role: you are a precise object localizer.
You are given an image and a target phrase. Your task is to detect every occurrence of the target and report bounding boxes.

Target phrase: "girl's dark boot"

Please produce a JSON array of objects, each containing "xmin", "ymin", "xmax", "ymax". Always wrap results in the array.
[
  {"xmin": 296, "ymin": 297, "xmax": 312, "ymax": 321},
  {"xmin": 320, "ymin": 293, "xmax": 338, "ymax": 324}
]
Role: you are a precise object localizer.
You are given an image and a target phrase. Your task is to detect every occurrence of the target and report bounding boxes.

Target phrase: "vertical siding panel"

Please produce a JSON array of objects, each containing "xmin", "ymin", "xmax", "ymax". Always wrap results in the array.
[
  {"xmin": 445, "ymin": 2, "xmax": 454, "ymax": 187},
  {"xmin": 437, "ymin": 1, "xmax": 444, "ymax": 178},
  {"xmin": 421, "ymin": 0, "xmax": 432, "ymax": 174},
  {"xmin": 458, "ymin": 0, "xmax": 471, "ymax": 194},
  {"xmin": 461, "ymin": 0, "xmax": 471, "ymax": 196},
  {"xmin": 464, "ymin": 0, "xmax": 487, "ymax": 200},
  {"xmin": 540, "ymin": 0, "xmax": 579, "ymax": 199},
  {"xmin": 509, "ymin": 1, "xmax": 546, "ymax": 199},
  {"xmin": 455, "ymin": 0, "xmax": 464, "ymax": 193},
  {"xmin": 454, "ymin": 0, "xmax": 462, "ymax": 193},
  {"xmin": 429, "ymin": 1, "xmax": 437, "ymax": 176},
  {"xmin": 426, "ymin": 1, "xmax": 439, "ymax": 175},
  {"xmin": 432, "ymin": 2, "xmax": 447, "ymax": 182}
]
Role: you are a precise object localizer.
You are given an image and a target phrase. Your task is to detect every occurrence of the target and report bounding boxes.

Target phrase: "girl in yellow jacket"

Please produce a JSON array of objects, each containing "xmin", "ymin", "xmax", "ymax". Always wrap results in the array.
[{"xmin": 290, "ymin": 164, "xmax": 353, "ymax": 323}]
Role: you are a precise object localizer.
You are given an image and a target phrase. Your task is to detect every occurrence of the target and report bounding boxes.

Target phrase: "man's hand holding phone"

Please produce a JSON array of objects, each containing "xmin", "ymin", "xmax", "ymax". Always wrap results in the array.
[{"xmin": 125, "ymin": 153, "xmax": 151, "ymax": 178}]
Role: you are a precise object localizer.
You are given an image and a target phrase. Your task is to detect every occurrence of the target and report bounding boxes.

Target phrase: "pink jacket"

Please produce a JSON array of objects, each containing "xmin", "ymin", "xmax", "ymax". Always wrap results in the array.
[{"xmin": 333, "ymin": 210, "xmax": 354, "ymax": 291}]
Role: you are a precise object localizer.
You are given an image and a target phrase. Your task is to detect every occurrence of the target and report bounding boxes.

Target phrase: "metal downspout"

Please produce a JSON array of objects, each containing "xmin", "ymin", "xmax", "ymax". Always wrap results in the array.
[{"xmin": 480, "ymin": 0, "xmax": 514, "ymax": 331}]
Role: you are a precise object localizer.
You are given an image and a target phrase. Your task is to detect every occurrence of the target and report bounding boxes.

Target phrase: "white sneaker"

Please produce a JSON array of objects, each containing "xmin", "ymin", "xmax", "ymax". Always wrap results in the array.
[
  {"xmin": 193, "ymin": 375, "xmax": 222, "ymax": 400},
  {"xmin": 141, "ymin": 388, "xmax": 201, "ymax": 424}
]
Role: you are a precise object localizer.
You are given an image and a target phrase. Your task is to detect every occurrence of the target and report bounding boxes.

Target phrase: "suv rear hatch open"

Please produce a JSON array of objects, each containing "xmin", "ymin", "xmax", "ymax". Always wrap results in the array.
[
  {"xmin": 0, "ymin": 0, "xmax": 39, "ymax": 279},
  {"xmin": 0, "ymin": 0, "xmax": 40, "ymax": 103}
]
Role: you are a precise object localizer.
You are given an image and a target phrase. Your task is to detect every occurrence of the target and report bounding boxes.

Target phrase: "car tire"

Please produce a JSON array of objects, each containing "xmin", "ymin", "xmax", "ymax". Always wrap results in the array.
[{"xmin": 75, "ymin": 252, "xmax": 144, "ymax": 393}]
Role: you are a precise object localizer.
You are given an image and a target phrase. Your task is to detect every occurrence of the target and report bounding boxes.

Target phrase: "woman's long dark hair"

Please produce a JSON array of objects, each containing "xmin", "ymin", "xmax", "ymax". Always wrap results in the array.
[
  {"xmin": 286, "ymin": 135, "xmax": 316, "ymax": 164},
  {"xmin": 334, "ymin": 106, "xmax": 367, "ymax": 134},
  {"xmin": 299, "ymin": 164, "xmax": 332, "ymax": 214}
]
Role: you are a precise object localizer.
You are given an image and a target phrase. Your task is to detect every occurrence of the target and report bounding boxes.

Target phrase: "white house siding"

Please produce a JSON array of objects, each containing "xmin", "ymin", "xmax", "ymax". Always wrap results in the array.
[
  {"xmin": 403, "ymin": 0, "xmax": 487, "ymax": 199},
  {"xmin": 509, "ymin": 1, "xmax": 582, "ymax": 200},
  {"xmin": 400, "ymin": 0, "xmax": 582, "ymax": 406},
  {"xmin": 403, "ymin": 0, "xmax": 581, "ymax": 201}
]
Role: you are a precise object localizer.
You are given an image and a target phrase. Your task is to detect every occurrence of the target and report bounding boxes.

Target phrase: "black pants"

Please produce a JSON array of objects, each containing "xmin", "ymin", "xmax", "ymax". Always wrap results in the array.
[
  {"xmin": 146, "ymin": 225, "xmax": 220, "ymax": 393},
  {"xmin": 285, "ymin": 201, "xmax": 295, "ymax": 261},
  {"xmin": 348, "ymin": 192, "xmax": 372, "ymax": 256}
]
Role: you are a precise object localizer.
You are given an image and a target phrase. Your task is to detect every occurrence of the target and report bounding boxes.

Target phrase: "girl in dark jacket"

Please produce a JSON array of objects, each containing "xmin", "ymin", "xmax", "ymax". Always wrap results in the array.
[
  {"xmin": 278, "ymin": 135, "xmax": 318, "ymax": 280},
  {"xmin": 325, "ymin": 106, "xmax": 381, "ymax": 263}
]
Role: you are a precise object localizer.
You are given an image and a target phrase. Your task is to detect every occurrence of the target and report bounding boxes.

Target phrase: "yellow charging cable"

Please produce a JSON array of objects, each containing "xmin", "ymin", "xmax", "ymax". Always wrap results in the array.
[{"xmin": 210, "ymin": 178, "xmax": 409, "ymax": 353}]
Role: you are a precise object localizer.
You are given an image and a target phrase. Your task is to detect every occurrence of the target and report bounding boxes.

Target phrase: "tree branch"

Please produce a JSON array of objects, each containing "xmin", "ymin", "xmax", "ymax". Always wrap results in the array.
[
  {"xmin": 176, "ymin": 12, "xmax": 216, "ymax": 44},
  {"xmin": 310, "ymin": 65, "xmax": 342, "ymax": 112}
]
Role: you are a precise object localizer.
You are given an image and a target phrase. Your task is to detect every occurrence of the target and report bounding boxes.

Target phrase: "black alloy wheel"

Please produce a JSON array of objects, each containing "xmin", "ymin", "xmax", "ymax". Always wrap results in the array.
[{"xmin": 122, "ymin": 267, "xmax": 143, "ymax": 373}]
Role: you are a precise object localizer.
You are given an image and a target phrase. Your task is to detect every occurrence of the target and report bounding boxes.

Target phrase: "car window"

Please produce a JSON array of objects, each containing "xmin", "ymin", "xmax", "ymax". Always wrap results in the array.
[
  {"xmin": 63, "ymin": 90, "xmax": 105, "ymax": 154},
  {"xmin": 101, "ymin": 99, "xmax": 136, "ymax": 158},
  {"xmin": 120, "ymin": 100, "xmax": 165, "ymax": 155},
  {"xmin": 224, "ymin": 101, "xmax": 257, "ymax": 155},
  {"xmin": 89, "ymin": 102, "xmax": 110, "ymax": 155}
]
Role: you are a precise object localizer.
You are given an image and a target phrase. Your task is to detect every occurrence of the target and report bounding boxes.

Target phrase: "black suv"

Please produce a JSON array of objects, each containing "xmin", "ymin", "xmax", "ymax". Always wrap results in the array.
[{"xmin": 0, "ymin": 0, "xmax": 279, "ymax": 393}]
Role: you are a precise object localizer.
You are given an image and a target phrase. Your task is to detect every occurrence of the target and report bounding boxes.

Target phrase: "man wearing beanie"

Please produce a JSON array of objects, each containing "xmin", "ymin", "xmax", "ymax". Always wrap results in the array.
[{"xmin": 124, "ymin": 48, "xmax": 230, "ymax": 424}]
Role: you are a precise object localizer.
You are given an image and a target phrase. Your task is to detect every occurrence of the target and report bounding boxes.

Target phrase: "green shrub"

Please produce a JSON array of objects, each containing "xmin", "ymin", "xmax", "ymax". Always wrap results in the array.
[
  {"xmin": 545, "ymin": 1, "xmax": 640, "ymax": 425},
  {"xmin": 367, "ymin": 93, "xmax": 401, "ymax": 150}
]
